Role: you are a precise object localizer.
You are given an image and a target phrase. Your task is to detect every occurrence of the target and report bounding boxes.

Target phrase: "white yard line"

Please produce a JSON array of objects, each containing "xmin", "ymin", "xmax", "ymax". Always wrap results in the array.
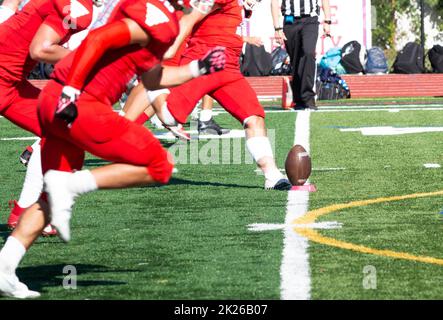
[
  {"xmin": 0, "ymin": 137, "xmax": 38, "ymax": 141},
  {"xmin": 209, "ymin": 106, "xmax": 443, "ymax": 115},
  {"xmin": 280, "ymin": 110, "xmax": 311, "ymax": 300}
]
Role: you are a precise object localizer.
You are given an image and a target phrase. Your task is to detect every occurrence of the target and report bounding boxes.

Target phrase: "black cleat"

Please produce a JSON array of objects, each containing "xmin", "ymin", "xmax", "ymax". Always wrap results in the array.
[
  {"xmin": 19, "ymin": 146, "xmax": 33, "ymax": 166},
  {"xmin": 198, "ymin": 119, "xmax": 230, "ymax": 135},
  {"xmin": 265, "ymin": 178, "xmax": 292, "ymax": 191}
]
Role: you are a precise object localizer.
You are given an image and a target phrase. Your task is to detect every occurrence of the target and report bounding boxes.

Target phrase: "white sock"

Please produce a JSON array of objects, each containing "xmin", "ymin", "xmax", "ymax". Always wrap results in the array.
[
  {"xmin": 150, "ymin": 114, "xmax": 164, "ymax": 129},
  {"xmin": 68, "ymin": 170, "xmax": 98, "ymax": 195},
  {"xmin": 264, "ymin": 168, "xmax": 283, "ymax": 182},
  {"xmin": 246, "ymin": 136, "xmax": 274, "ymax": 163},
  {"xmin": 246, "ymin": 136, "xmax": 283, "ymax": 181},
  {"xmin": 199, "ymin": 109, "xmax": 213, "ymax": 122},
  {"xmin": 0, "ymin": 237, "xmax": 26, "ymax": 274},
  {"xmin": 17, "ymin": 140, "xmax": 43, "ymax": 208}
]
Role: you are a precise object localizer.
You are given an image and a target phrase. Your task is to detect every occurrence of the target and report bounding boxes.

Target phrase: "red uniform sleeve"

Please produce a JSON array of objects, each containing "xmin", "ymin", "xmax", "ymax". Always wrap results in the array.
[
  {"xmin": 120, "ymin": 0, "xmax": 179, "ymax": 57},
  {"xmin": 65, "ymin": 20, "xmax": 132, "ymax": 90},
  {"xmin": 43, "ymin": 0, "xmax": 93, "ymax": 40}
]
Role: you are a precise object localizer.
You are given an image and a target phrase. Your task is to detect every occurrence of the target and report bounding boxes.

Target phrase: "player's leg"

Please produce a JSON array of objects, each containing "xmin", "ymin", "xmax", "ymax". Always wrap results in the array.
[
  {"xmin": 122, "ymin": 82, "xmax": 189, "ymax": 140},
  {"xmin": 1, "ymin": 81, "xmax": 57, "ymax": 234},
  {"xmin": 1, "ymin": 80, "xmax": 42, "ymax": 136},
  {"xmin": 198, "ymin": 95, "xmax": 230, "ymax": 136},
  {"xmin": 0, "ymin": 134, "xmax": 84, "ymax": 298},
  {"xmin": 159, "ymin": 71, "xmax": 222, "ymax": 127},
  {"xmin": 0, "ymin": 201, "xmax": 45, "ymax": 299},
  {"xmin": 147, "ymin": 88, "xmax": 190, "ymax": 140},
  {"xmin": 0, "ymin": 0, "xmax": 20, "ymax": 24},
  {"xmin": 38, "ymin": 87, "xmax": 173, "ymax": 241},
  {"xmin": 211, "ymin": 77, "xmax": 291, "ymax": 190},
  {"xmin": 7, "ymin": 139, "xmax": 42, "ymax": 229}
]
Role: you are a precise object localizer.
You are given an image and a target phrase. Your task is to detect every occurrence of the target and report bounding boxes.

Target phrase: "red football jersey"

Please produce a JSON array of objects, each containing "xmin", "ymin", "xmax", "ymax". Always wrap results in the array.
[
  {"xmin": 0, "ymin": 0, "xmax": 93, "ymax": 82},
  {"xmin": 183, "ymin": 0, "xmax": 243, "ymax": 70},
  {"xmin": 52, "ymin": 0, "xmax": 179, "ymax": 105}
]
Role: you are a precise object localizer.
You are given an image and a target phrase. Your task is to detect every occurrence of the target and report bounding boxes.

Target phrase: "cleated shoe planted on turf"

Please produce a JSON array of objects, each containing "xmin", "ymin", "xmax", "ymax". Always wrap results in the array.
[
  {"xmin": 198, "ymin": 119, "xmax": 230, "ymax": 135},
  {"xmin": 265, "ymin": 177, "xmax": 292, "ymax": 191},
  {"xmin": 43, "ymin": 170, "xmax": 77, "ymax": 242},
  {"xmin": 0, "ymin": 271, "xmax": 40, "ymax": 299}
]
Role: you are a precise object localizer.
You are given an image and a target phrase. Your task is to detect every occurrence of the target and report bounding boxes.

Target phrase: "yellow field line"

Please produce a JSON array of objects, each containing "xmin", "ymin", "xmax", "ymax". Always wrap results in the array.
[{"xmin": 293, "ymin": 190, "xmax": 443, "ymax": 266}]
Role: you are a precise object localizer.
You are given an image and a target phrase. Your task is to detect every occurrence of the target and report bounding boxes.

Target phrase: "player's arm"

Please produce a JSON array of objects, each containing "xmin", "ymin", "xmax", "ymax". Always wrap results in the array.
[
  {"xmin": 54, "ymin": 18, "xmax": 148, "ymax": 125},
  {"xmin": 1, "ymin": 0, "xmax": 22, "ymax": 12},
  {"xmin": 163, "ymin": 0, "xmax": 217, "ymax": 60},
  {"xmin": 142, "ymin": 46, "xmax": 225, "ymax": 90},
  {"xmin": 29, "ymin": 24, "xmax": 71, "ymax": 64}
]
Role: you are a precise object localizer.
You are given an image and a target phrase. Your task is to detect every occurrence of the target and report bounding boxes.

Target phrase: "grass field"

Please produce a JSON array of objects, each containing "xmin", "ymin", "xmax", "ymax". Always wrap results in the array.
[{"xmin": 0, "ymin": 101, "xmax": 442, "ymax": 300}]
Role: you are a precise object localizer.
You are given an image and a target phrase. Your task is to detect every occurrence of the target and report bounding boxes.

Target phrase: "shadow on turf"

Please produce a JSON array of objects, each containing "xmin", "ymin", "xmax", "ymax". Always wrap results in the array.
[
  {"xmin": 0, "ymin": 224, "xmax": 11, "ymax": 242},
  {"xmin": 168, "ymin": 177, "xmax": 262, "ymax": 189},
  {"xmin": 16, "ymin": 264, "xmax": 129, "ymax": 292}
]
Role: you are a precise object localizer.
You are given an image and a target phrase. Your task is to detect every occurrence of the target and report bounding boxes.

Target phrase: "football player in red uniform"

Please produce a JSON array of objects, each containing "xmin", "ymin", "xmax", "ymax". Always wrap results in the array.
[
  {"xmin": 0, "ymin": 0, "xmax": 23, "ymax": 23},
  {"xmin": 0, "ymin": 0, "xmax": 225, "ymax": 299},
  {"xmin": 128, "ymin": 0, "xmax": 290, "ymax": 190},
  {"xmin": 1, "ymin": 0, "xmax": 97, "ymax": 233}
]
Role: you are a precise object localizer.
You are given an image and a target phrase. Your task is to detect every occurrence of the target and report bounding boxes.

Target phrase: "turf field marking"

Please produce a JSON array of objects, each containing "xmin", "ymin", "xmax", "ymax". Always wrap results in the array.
[
  {"xmin": 254, "ymin": 167, "xmax": 345, "ymax": 175},
  {"xmin": 423, "ymin": 163, "xmax": 441, "ymax": 169},
  {"xmin": 280, "ymin": 110, "xmax": 312, "ymax": 300},
  {"xmin": 0, "ymin": 137, "xmax": 38, "ymax": 141},
  {"xmin": 341, "ymin": 126, "xmax": 443, "ymax": 136},
  {"xmin": 248, "ymin": 221, "xmax": 342, "ymax": 232},
  {"xmin": 293, "ymin": 190, "xmax": 443, "ymax": 266},
  {"xmin": 153, "ymin": 129, "xmax": 245, "ymax": 141}
]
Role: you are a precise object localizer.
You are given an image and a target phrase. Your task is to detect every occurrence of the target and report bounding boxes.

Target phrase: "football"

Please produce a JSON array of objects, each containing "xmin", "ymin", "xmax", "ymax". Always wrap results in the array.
[{"xmin": 285, "ymin": 144, "xmax": 312, "ymax": 186}]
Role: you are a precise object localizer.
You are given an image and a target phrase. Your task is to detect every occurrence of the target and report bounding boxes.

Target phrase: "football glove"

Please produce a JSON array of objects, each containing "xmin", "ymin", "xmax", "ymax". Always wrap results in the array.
[
  {"xmin": 55, "ymin": 86, "xmax": 80, "ymax": 127},
  {"xmin": 197, "ymin": 46, "xmax": 226, "ymax": 75}
]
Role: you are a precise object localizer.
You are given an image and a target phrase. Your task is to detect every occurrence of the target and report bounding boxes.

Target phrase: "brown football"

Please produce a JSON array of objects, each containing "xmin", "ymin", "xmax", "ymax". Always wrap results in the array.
[{"xmin": 285, "ymin": 144, "xmax": 312, "ymax": 186}]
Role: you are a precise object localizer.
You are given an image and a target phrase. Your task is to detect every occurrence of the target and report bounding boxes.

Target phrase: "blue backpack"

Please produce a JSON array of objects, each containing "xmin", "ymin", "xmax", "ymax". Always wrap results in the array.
[
  {"xmin": 366, "ymin": 47, "xmax": 388, "ymax": 74},
  {"xmin": 320, "ymin": 48, "xmax": 347, "ymax": 75}
]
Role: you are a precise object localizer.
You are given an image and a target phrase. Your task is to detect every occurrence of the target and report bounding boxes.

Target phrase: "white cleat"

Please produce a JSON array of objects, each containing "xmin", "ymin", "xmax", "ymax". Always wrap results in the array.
[
  {"xmin": 0, "ymin": 271, "xmax": 40, "ymax": 299},
  {"xmin": 44, "ymin": 170, "xmax": 77, "ymax": 243},
  {"xmin": 265, "ymin": 177, "xmax": 292, "ymax": 191}
]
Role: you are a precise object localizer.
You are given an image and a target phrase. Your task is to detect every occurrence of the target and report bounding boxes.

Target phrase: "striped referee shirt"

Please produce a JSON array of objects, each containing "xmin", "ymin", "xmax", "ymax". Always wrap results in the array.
[{"xmin": 282, "ymin": 0, "xmax": 320, "ymax": 17}]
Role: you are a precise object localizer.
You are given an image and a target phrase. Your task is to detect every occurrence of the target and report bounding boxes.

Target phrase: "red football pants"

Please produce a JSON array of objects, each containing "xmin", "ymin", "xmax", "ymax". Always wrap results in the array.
[
  {"xmin": 38, "ymin": 81, "xmax": 173, "ymax": 184},
  {"xmin": 166, "ymin": 57, "xmax": 265, "ymax": 125},
  {"xmin": 0, "ymin": 78, "xmax": 42, "ymax": 136}
]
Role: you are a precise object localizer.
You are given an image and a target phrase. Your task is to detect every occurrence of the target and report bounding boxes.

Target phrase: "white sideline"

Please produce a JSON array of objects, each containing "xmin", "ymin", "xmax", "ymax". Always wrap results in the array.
[{"xmin": 280, "ymin": 110, "xmax": 311, "ymax": 300}]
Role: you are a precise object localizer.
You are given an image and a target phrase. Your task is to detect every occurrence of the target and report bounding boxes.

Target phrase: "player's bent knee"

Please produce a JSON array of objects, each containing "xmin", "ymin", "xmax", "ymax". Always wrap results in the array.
[
  {"xmin": 147, "ymin": 149, "xmax": 174, "ymax": 185},
  {"xmin": 243, "ymin": 115, "xmax": 265, "ymax": 129},
  {"xmin": 160, "ymin": 103, "xmax": 178, "ymax": 127}
]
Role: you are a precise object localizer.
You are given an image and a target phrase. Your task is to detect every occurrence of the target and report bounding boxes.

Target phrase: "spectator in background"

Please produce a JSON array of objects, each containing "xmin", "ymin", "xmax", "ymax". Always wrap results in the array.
[{"xmin": 271, "ymin": 0, "xmax": 331, "ymax": 110}]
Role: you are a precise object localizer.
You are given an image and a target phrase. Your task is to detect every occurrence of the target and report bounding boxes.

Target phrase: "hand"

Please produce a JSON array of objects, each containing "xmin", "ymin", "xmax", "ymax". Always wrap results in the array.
[
  {"xmin": 274, "ymin": 30, "xmax": 287, "ymax": 45},
  {"xmin": 197, "ymin": 46, "xmax": 226, "ymax": 75},
  {"xmin": 55, "ymin": 86, "xmax": 80, "ymax": 127},
  {"xmin": 323, "ymin": 24, "xmax": 331, "ymax": 38},
  {"xmin": 163, "ymin": 46, "xmax": 176, "ymax": 61}
]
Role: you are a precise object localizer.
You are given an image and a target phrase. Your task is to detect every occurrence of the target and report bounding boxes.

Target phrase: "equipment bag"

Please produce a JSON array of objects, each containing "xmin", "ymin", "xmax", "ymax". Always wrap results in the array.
[
  {"xmin": 366, "ymin": 47, "xmax": 388, "ymax": 74},
  {"xmin": 316, "ymin": 67, "xmax": 351, "ymax": 100},
  {"xmin": 240, "ymin": 44, "xmax": 272, "ymax": 76},
  {"xmin": 319, "ymin": 47, "xmax": 346, "ymax": 74},
  {"xmin": 393, "ymin": 42, "xmax": 424, "ymax": 74},
  {"xmin": 341, "ymin": 40, "xmax": 367, "ymax": 74},
  {"xmin": 269, "ymin": 46, "xmax": 291, "ymax": 76},
  {"xmin": 428, "ymin": 44, "xmax": 443, "ymax": 73}
]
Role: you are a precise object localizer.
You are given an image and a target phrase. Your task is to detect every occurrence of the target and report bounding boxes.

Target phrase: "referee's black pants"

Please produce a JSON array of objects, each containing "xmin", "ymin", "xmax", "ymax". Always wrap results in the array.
[{"xmin": 283, "ymin": 16, "xmax": 319, "ymax": 107}]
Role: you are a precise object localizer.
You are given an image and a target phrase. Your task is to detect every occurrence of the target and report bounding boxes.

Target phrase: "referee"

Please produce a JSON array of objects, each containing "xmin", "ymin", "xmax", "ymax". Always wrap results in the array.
[{"xmin": 271, "ymin": 0, "xmax": 331, "ymax": 110}]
